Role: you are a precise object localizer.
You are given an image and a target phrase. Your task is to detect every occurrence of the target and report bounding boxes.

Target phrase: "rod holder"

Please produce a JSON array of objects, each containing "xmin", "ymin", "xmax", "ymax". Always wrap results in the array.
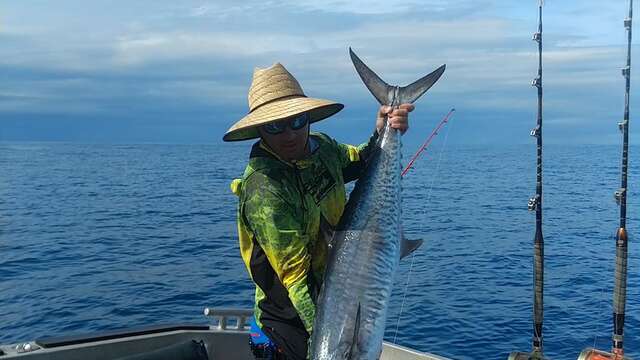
[
  {"xmin": 578, "ymin": 347, "xmax": 630, "ymax": 360},
  {"xmin": 509, "ymin": 350, "xmax": 547, "ymax": 360}
]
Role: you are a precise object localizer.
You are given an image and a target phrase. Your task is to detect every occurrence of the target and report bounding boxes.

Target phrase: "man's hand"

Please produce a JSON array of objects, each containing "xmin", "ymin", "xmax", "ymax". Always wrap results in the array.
[{"xmin": 376, "ymin": 104, "xmax": 414, "ymax": 135}]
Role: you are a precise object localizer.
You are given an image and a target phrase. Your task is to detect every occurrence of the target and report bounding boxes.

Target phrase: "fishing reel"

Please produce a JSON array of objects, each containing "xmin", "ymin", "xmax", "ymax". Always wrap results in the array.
[
  {"xmin": 614, "ymin": 188, "xmax": 626, "ymax": 205},
  {"xmin": 528, "ymin": 195, "xmax": 540, "ymax": 211},
  {"xmin": 578, "ymin": 347, "xmax": 630, "ymax": 360},
  {"xmin": 624, "ymin": 17, "xmax": 632, "ymax": 30}
]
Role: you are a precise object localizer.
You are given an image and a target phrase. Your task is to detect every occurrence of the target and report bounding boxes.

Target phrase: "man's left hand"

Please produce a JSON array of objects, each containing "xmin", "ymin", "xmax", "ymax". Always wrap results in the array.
[{"xmin": 376, "ymin": 103, "xmax": 415, "ymax": 135}]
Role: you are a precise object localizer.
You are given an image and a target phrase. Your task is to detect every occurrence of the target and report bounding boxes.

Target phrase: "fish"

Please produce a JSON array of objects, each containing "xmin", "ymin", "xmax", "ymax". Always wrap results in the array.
[{"xmin": 310, "ymin": 48, "xmax": 446, "ymax": 360}]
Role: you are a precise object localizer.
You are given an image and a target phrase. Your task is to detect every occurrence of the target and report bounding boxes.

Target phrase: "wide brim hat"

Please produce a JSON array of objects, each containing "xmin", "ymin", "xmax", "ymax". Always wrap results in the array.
[{"xmin": 223, "ymin": 63, "xmax": 344, "ymax": 142}]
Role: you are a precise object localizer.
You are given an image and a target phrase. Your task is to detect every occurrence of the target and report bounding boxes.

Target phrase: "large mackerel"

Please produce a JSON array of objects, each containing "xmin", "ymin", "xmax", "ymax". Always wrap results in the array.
[{"xmin": 310, "ymin": 48, "xmax": 445, "ymax": 360}]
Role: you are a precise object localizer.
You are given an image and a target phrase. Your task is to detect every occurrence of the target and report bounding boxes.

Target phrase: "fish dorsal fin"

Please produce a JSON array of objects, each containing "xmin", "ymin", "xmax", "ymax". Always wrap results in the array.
[
  {"xmin": 345, "ymin": 303, "xmax": 362, "ymax": 359},
  {"xmin": 400, "ymin": 232, "xmax": 424, "ymax": 259},
  {"xmin": 349, "ymin": 47, "xmax": 446, "ymax": 106}
]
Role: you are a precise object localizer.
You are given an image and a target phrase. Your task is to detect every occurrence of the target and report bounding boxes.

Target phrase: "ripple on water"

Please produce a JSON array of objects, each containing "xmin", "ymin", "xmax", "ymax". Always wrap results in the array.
[{"xmin": 0, "ymin": 143, "xmax": 639, "ymax": 359}]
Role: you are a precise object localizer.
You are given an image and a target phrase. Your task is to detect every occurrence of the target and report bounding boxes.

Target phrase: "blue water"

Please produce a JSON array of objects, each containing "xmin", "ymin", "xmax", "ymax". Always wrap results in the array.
[{"xmin": 0, "ymin": 141, "xmax": 638, "ymax": 360}]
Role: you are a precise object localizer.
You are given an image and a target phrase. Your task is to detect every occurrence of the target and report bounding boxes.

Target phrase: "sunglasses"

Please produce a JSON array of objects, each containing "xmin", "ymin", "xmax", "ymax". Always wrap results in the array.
[{"xmin": 261, "ymin": 113, "xmax": 309, "ymax": 135}]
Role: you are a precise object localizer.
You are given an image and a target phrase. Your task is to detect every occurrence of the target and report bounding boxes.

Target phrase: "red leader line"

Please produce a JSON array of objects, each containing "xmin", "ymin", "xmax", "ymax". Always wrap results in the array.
[{"xmin": 401, "ymin": 108, "xmax": 456, "ymax": 177}]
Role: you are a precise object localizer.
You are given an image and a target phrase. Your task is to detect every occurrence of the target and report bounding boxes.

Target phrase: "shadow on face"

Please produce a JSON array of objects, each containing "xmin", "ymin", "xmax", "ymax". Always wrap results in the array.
[{"xmin": 258, "ymin": 121, "xmax": 310, "ymax": 162}]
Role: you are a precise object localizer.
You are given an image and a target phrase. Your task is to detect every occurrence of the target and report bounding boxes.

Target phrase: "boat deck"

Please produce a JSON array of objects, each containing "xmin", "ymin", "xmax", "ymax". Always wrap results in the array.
[{"xmin": 0, "ymin": 308, "xmax": 452, "ymax": 360}]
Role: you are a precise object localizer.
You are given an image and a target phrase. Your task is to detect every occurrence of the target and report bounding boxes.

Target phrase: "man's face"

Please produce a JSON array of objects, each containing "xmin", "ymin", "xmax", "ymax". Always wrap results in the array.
[{"xmin": 258, "ymin": 113, "xmax": 310, "ymax": 162}]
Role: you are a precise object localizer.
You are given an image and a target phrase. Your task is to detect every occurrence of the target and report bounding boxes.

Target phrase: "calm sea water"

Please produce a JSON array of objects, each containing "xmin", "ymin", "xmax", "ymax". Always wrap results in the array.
[{"xmin": 0, "ymin": 140, "xmax": 638, "ymax": 360}]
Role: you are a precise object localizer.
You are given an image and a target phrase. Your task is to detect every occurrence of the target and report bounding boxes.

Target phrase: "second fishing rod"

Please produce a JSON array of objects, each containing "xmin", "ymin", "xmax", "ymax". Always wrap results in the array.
[{"xmin": 509, "ymin": 1, "xmax": 546, "ymax": 359}]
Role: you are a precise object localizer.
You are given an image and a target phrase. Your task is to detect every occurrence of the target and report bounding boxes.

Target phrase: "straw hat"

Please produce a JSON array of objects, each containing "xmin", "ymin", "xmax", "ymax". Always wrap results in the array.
[{"xmin": 223, "ymin": 63, "xmax": 344, "ymax": 142}]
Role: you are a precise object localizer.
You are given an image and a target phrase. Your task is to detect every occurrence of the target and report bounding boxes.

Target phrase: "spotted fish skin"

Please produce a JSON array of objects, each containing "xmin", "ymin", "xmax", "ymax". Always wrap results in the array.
[
  {"xmin": 310, "ymin": 49, "xmax": 445, "ymax": 360},
  {"xmin": 311, "ymin": 122, "xmax": 402, "ymax": 360}
]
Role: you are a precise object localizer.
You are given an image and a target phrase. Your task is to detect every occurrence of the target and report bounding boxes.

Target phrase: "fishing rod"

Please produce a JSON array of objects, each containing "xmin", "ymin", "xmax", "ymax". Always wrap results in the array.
[
  {"xmin": 401, "ymin": 108, "xmax": 456, "ymax": 177},
  {"xmin": 509, "ymin": 1, "xmax": 546, "ymax": 359},
  {"xmin": 578, "ymin": 1, "xmax": 633, "ymax": 360}
]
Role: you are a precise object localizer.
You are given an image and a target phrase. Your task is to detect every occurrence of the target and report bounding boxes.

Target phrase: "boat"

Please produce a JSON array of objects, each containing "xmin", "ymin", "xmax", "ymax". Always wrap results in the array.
[{"xmin": 0, "ymin": 308, "xmax": 452, "ymax": 360}]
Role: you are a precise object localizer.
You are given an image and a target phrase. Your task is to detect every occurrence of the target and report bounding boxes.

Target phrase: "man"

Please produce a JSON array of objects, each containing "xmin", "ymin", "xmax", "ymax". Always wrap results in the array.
[{"xmin": 223, "ymin": 63, "xmax": 414, "ymax": 359}]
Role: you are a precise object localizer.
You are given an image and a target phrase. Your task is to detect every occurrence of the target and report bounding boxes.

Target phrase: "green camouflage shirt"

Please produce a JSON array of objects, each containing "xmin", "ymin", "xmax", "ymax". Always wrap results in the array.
[{"xmin": 231, "ymin": 132, "xmax": 376, "ymax": 334}]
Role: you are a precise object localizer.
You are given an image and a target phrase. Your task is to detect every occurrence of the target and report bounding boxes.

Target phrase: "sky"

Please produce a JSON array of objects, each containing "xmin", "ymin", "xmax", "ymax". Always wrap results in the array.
[{"xmin": 0, "ymin": 0, "xmax": 637, "ymax": 145}]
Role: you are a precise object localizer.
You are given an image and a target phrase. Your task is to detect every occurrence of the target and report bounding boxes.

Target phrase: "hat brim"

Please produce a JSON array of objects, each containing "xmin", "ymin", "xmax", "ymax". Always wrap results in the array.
[{"xmin": 223, "ymin": 96, "xmax": 344, "ymax": 142}]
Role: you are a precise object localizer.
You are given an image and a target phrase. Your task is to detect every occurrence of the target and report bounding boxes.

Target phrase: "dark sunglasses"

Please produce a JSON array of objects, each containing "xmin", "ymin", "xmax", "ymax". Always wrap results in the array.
[{"xmin": 261, "ymin": 113, "xmax": 309, "ymax": 135}]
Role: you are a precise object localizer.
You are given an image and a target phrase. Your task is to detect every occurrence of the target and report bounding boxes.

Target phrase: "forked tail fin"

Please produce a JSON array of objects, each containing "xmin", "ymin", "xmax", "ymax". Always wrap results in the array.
[{"xmin": 349, "ymin": 47, "xmax": 446, "ymax": 106}]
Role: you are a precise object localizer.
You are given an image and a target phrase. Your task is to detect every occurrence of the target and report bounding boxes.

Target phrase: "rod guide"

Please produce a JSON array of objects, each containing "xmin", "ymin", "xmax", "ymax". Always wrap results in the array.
[
  {"xmin": 530, "ymin": 126, "xmax": 541, "ymax": 137},
  {"xmin": 531, "ymin": 77, "xmax": 541, "ymax": 88},
  {"xmin": 528, "ymin": 195, "xmax": 540, "ymax": 211},
  {"xmin": 622, "ymin": 66, "xmax": 630, "ymax": 77},
  {"xmin": 618, "ymin": 120, "xmax": 628, "ymax": 131},
  {"xmin": 614, "ymin": 188, "xmax": 626, "ymax": 204}
]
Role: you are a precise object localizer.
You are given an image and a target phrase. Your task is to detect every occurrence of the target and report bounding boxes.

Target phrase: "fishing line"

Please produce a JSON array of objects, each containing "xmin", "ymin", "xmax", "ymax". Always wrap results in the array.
[
  {"xmin": 592, "ymin": 283, "xmax": 609, "ymax": 350},
  {"xmin": 392, "ymin": 110, "xmax": 456, "ymax": 345}
]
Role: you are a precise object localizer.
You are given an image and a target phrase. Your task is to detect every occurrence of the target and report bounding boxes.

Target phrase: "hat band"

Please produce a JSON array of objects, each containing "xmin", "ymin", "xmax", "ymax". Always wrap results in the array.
[{"xmin": 249, "ymin": 94, "xmax": 308, "ymax": 113}]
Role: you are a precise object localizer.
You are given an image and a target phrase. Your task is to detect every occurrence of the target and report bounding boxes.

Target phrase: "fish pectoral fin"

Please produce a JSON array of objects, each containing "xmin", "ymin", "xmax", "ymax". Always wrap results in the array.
[{"xmin": 400, "ymin": 236, "xmax": 424, "ymax": 259}]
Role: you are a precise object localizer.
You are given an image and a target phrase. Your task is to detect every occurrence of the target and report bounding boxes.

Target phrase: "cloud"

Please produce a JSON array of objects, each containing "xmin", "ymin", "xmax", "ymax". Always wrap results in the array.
[{"xmin": 0, "ymin": 1, "xmax": 637, "ymax": 144}]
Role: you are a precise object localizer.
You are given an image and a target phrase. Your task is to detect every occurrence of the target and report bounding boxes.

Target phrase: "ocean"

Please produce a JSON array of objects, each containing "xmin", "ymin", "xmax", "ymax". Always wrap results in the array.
[{"xmin": 0, "ymin": 140, "xmax": 638, "ymax": 360}]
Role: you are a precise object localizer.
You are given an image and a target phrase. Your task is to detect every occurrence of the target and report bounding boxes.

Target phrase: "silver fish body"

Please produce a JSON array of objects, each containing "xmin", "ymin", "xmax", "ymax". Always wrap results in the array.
[
  {"xmin": 310, "ymin": 49, "xmax": 446, "ymax": 360},
  {"xmin": 311, "ymin": 124, "xmax": 403, "ymax": 360}
]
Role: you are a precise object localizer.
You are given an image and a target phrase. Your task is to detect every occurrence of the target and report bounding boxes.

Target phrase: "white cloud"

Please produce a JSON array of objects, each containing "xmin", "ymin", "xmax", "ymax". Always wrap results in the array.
[
  {"xmin": 283, "ymin": 0, "xmax": 429, "ymax": 15},
  {"xmin": 0, "ymin": 0, "xmax": 636, "ymax": 143},
  {"xmin": 112, "ymin": 32, "xmax": 322, "ymax": 66}
]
